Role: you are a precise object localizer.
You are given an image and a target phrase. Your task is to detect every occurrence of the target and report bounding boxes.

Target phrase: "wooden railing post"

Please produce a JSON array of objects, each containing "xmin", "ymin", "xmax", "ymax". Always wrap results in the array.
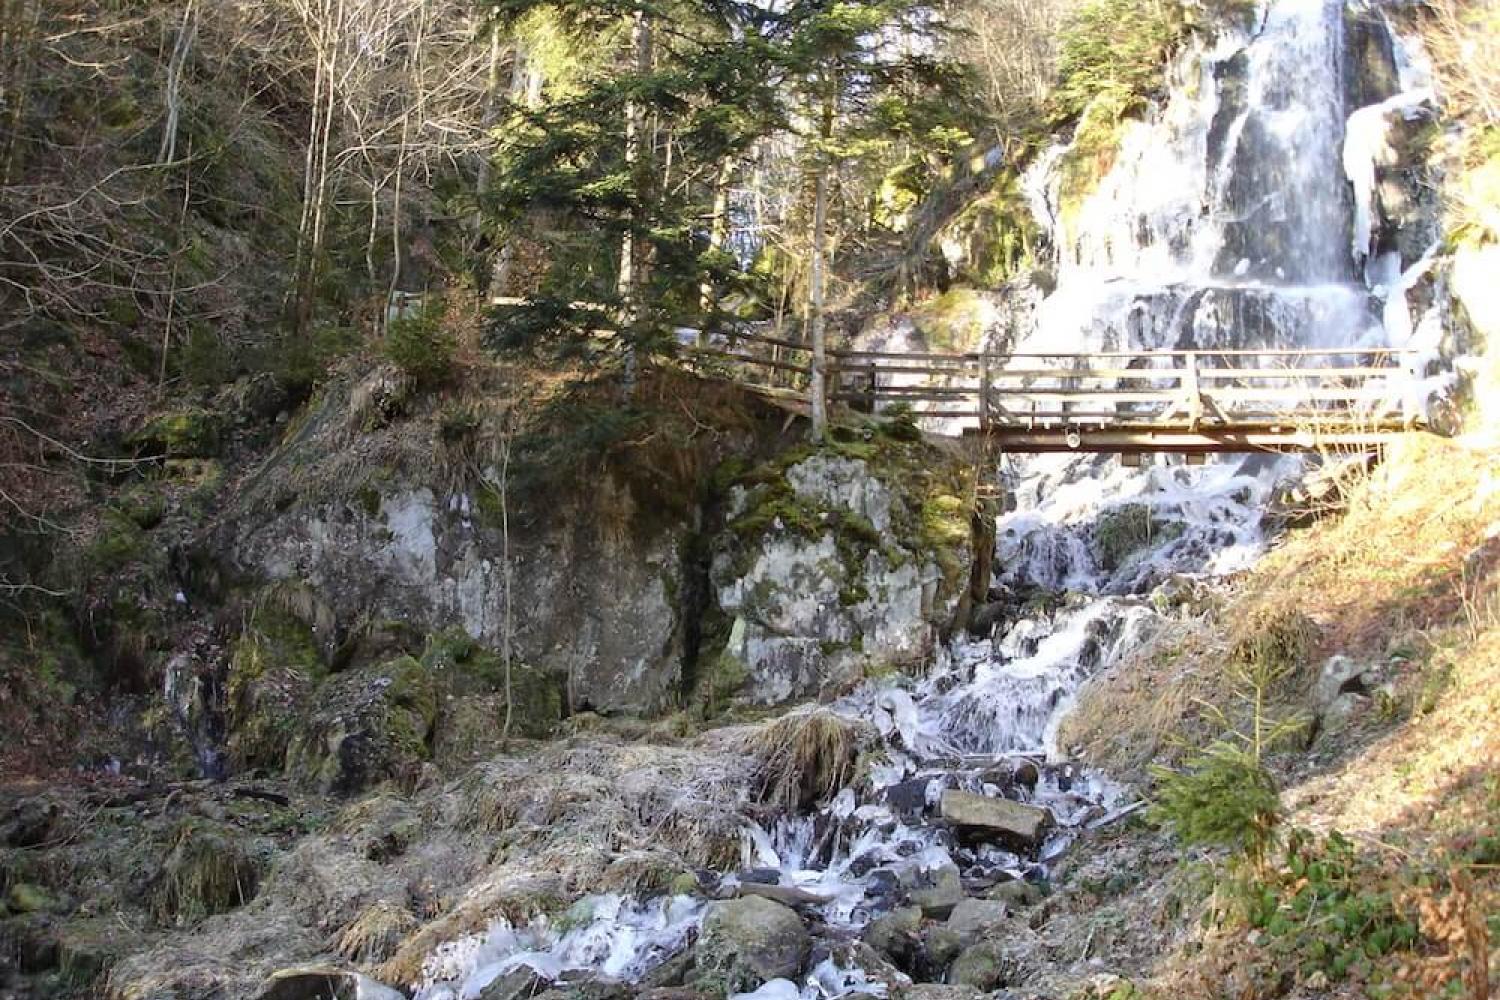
[
  {"xmin": 979, "ymin": 353, "xmax": 992, "ymax": 433},
  {"xmin": 1183, "ymin": 350, "xmax": 1203, "ymax": 430}
]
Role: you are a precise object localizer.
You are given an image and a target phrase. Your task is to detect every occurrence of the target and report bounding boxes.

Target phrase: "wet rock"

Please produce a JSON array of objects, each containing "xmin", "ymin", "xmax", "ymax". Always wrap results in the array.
[
  {"xmin": 737, "ymin": 883, "xmax": 834, "ymax": 907},
  {"xmin": 1012, "ymin": 760, "xmax": 1040, "ymax": 790},
  {"xmin": 982, "ymin": 879, "xmax": 1044, "ymax": 908},
  {"xmin": 740, "ymin": 868, "xmax": 782, "ymax": 885},
  {"xmin": 863, "ymin": 905, "xmax": 922, "ymax": 965},
  {"xmin": 945, "ymin": 898, "xmax": 1009, "ymax": 946},
  {"xmin": 884, "ymin": 778, "xmax": 933, "ymax": 817},
  {"xmin": 477, "ymin": 968, "xmax": 547, "ymax": 1000},
  {"xmin": 940, "ymin": 790, "xmax": 1053, "ymax": 848},
  {"xmin": 947, "ymin": 940, "xmax": 1013, "ymax": 991},
  {"xmin": 695, "ymin": 896, "xmax": 810, "ymax": 992},
  {"xmin": 256, "ymin": 965, "xmax": 405, "ymax": 1000},
  {"xmin": 907, "ymin": 864, "xmax": 965, "ymax": 918},
  {"xmin": 640, "ymin": 948, "xmax": 696, "ymax": 990},
  {"xmin": 5, "ymin": 883, "xmax": 54, "ymax": 914},
  {"xmin": 285, "ymin": 656, "xmax": 438, "ymax": 795},
  {"xmin": 710, "ymin": 450, "xmax": 970, "ymax": 706},
  {"xmin": 1314, "ymin": 655, "xmax": 1376, "ymax": 708}
]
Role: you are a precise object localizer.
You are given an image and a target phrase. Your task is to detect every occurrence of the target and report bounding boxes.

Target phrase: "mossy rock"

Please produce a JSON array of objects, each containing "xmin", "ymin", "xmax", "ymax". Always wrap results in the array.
[
  {"xmin": 82, "ymin": 510, "xmax": 147, "ymax": 574},
  {"xmin": 1091, "ymin": 503, "xmax": 1184, "ymax": 571},
  {"xmin": 227, "ymin": 608, "xmax": 327, "ymax": 772},
  {"xmin": 912, "ymin": 289, "xmax": 989, "ymax": 353},
  {"xmin": 149, "ymin": 819, "xmax": 263, "ymax": 926},
  {"xmin": 131, "ymin": 408, "xmax": 224, "ymax": 458},
  {"xmin": 117, "ymin": 482, "xmax": 166, "ymax": 529},
  {"xmin": 285, "ymin": 656, "xmax": 439, "ymax": 796},
  {"xmin": 5, "ymin": 883, "xmax": 54, "ymax": 914}
]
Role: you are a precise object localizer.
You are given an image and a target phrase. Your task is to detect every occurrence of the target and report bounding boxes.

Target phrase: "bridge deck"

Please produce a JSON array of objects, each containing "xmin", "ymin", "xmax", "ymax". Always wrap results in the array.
[{"xmin": 679, "ymin": 333, "xmax": 1427, "ymax": 454}]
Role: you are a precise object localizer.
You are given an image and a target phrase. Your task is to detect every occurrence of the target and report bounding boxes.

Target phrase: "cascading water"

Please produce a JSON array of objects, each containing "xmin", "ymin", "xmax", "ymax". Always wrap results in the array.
[{"xmin": 412, "ymin": 3, "xmax": 1444, "ymax": 997}]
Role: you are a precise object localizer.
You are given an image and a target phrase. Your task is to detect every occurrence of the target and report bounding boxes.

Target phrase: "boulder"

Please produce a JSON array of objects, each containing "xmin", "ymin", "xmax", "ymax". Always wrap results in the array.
[
  {"xmin": 695, "ymin": 896, "xmax": 810, "ymax": 993},
  {"xmin": 920, "ymin": 925, "xmax": 964, "ymax": 972},
  {"xmin": 285, "ymin": 656, "xmax": 439, "ymax": 795},
  {"xmin": 1319, "ymin": 692, "xmax": 1370, "ymax": 741},
  {"xmin": 944, "ymin": 898, "xmax": 1008, "ymax": 947},
  {"xmin": 863, "ymin": 905, "xmax": 923, "ymax": 965},
  {"xmin": 982, "ymin": 878, "xmax": 1044, "ymax": 908},
  {"xmin": 1314, "ymin": 655, "xmax": 1375, "ymax": 708},
  {"xmin": 256, "ymin": 966, "xmax": 405, "ymax": 1000},
  {"xmin": 946, "ymin": 941, "xmax": 1012, "ymax": 991},
  {"xmin": 940, "ymin": 790, "xmax": 1053, "ymax": 847},
  {"xmin": 477, "ymin": 968, "xmax": 547, "ymax": 1000},
  {"xmin": 907, "ymin": 864, "xmax": 965, "ymax": 919}
]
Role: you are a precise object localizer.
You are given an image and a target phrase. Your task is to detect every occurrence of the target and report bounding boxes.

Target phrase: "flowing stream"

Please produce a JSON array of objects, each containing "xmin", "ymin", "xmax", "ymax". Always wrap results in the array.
[{"xmin": 412, "ymin": 2, "xmax": 1443, "ymax": 997}]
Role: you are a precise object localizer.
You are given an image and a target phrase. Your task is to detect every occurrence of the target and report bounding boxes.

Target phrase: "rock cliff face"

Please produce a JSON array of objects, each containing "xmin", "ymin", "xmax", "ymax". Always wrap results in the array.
[
  {"xmin": 211, "ymin": 372, "xmax": 978, "ymax": 778},
  {"xmin": 710, "ymin": 447, "xmax": 972, "ymax": 705}
]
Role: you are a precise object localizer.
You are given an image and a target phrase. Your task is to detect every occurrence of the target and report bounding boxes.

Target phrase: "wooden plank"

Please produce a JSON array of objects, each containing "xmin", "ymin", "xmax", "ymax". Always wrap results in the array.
[
  {"xmin": 681, "ymin": 348, "xmax": 811, "ymax": 375},
  {"xmin": 973, "ymin": 426, "xmax": 1414, "ymax": 454},
  {"xmin": 1197, "ymin": 366, "xmax": 1407, "ymax": 379},
  {"xmin": 991, "ymin": 347, "xmax": 1418, "ymax": 359}
]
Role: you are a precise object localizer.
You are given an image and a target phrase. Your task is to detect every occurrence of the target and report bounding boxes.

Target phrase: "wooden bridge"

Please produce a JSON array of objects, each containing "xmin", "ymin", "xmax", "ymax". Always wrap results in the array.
[{"xmin": 679, "ymin": 331, "xmax": 1429, "ymax": 455}]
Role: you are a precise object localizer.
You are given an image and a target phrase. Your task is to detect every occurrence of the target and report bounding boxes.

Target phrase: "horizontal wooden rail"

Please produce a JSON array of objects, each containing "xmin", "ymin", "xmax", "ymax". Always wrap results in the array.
[{"xmin": 668, "ymin": 334, "xmax": 1429, "ymax": 453}]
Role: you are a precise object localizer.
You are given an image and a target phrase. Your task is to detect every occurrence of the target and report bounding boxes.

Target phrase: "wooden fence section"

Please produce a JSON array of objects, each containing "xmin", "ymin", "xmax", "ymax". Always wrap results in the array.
[{"xmin": 676, "ymin": 335, "xmax": 1426, "ymax": 454}]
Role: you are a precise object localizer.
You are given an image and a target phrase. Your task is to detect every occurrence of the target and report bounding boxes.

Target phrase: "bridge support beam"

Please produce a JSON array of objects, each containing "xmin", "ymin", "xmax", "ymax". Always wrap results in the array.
[{"xmin": 966, "ymin": 425, "xmax": 1408, "ymax": 454}]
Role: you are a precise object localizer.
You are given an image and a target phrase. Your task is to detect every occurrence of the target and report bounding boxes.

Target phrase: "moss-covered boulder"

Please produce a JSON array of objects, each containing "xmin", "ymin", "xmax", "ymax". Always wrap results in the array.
[
  {"xmin": 1090, "ymin": 503, "xmax": 1184, "ymax": 572},
  {"xmin": 226, "ymin": 607, "xmax": 328, "ymax": 772},
  {"xmin": 693, "ymin": 896, "xmax": 810, "ymax": 993},
  {"xmin": 131, "ymin": 407, "xmax": 224, "ymax": 458},
  {"xmin": 149, "ymin": 818, "xmax": 264, "ymax": 926},
  {"xmin": 285, "ymin": 656, "xmax": 439, "ymax": 795},
  {"xmin": 705, "ymin": 433, "xmax": 974, "ymax": 706}
]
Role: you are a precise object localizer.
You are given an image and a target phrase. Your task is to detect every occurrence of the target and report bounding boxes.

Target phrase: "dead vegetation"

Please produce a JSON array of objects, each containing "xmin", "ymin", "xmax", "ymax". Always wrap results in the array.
[
  {"xmin": 335, "ymin": 900, "xmax": 419, "ymax": 968},
  {"xmin": 148, "ymin": 819, "xmax": 263, "ymax": 926},
  {"xmin": 741, "ymin": 708, "xmax": 879, "ymax": 812},
  {"xmin": 459, "ymin": 737, "xmax": 753, "ymax": 871}
]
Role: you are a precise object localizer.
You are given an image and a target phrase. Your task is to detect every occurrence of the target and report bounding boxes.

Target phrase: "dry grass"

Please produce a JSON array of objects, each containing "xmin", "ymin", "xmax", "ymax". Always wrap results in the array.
[
  {"xmin": 458, "ymin": 738, "xmax": 752, "ymax": 871},
  {"xmin": 335, "ymin": 900, "xmax": 419, "ymax": 968},
  {"xmin": 741, "ymin": 709, "xmax": 879, "ymax": 812},
  {"xmin": 1062, "ymin": 432, "xmax": 1500, "ymax": 777}
]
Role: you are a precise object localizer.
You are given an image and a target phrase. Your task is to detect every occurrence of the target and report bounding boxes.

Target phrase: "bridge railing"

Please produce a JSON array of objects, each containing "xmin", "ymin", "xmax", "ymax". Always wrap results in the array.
[{"xmin": 827, "ymin": 346, "xmax": 1424, "ymax": 432}]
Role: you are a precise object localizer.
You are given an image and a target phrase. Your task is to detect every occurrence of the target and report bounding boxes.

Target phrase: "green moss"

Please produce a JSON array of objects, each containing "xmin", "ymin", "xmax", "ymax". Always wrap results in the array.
[
  {"xmin": 83, "ymin": 510, "xmax": 146, "ymax": 573},
  {"xmin": 1093, "ymin": 503, "xmax": 1184, "ymax": 570},
  {"xmin": 354, "ymin": 485, "xmax": 383, "ymax": 518},
  {"xmin": 149, "ymin": 819, "xmax": 262, "ymax": 926},
  {"xmin": 913, "ymin": 289, "xmax": 987, "ymax": 353},
  {"xmin": 117, "ymin": 482, "xmax": 165, "ymax": 529},
  {"xmin": 1058, "ymin": 90, "xmax": 1135, "ymax": 226},
  {"xmin": 132, "ymin": 408, "xmax": 223, "ymax": 458},
  {"xmin": 226, "ymin": 606, "xmax": 325, "ymax": 771}
]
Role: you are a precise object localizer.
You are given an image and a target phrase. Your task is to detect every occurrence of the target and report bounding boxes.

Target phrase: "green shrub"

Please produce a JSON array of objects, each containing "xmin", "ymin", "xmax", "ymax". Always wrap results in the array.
[
  {"xmin": 1217, "ymin": 829, "xmax": 1422, "ymax": 985},
  {"xmin": 1149, "ymin": 741, "xmax": 1281, "ymax": 860},
  {"xmin": 1050, "ymin": 0, "xmax": 1187, "ymax": 125},
  {"xmin": 381, "ymin": 309, "xmax": 456, "ymax": 387}
]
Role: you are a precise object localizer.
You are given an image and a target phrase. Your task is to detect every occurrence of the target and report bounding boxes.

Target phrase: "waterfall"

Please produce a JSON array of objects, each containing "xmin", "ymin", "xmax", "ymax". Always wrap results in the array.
[{"xmin": 412, "ymin": 4, "xmax": 1441, "ymax": 997}]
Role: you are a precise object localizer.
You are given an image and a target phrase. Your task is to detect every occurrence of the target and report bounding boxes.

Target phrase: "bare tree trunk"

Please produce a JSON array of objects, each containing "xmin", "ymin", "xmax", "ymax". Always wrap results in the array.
[
  {"xmin": 806, "ymin": 82, "xmax": 835, "ymax": 439},
  {"xmin": 0, "ymin": 0, "xmax": 41, "ymax": 186},
  {"xmin": 618, "ymin": 7, "xmax": 652, "ymax": 392},
  {"xmin": 699, "ymin": 156, "xmax": 734, "ymax": 342},
  {"xmin": 157, "ymin": 0, "xmax": 198, "ymax": 166},
  {"xmin": 488, "ymin": 37, "xmax": 541, "ymax": 302}
]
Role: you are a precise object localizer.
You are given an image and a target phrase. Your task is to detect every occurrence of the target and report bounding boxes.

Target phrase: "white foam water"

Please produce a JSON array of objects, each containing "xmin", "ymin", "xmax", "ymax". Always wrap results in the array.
[{"xmin": 408, "ymin": 1, "xmax": 1453, "ymax": 994}]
